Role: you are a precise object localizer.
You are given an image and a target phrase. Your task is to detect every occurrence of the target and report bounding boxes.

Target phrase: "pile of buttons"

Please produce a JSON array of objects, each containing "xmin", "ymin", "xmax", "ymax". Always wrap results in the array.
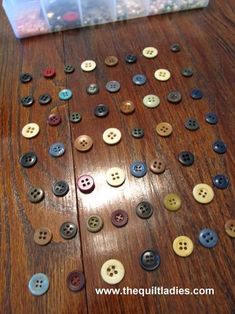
[{"xmin": 19, "ymin": 44, "xmax": 233, "ymax": 295}]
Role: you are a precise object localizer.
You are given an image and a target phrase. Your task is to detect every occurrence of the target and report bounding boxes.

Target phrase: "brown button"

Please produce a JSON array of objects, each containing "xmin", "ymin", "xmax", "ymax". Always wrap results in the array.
[
  {"xmin": 156, "ymin": 122, "xmax": 173, "ymax": 137},
  {"xmin": 120, "ymin": 100, "xmax": 135, "ymax": 114},
  {"xmin": 149, "ymin": 158, "xmax": 166, "ymax": 174},
  {"xmin": 225, "ymin": 219, "xmax": 235, "ymax": 238},
  {"xmin": 34, "ymin": 227, "xmax": 52, "ymax": 246},
  {"xmin": 74, "ymin": 135, "xmax": 93, "ymax": 152},
  {"xmin": 105, "ymin": 56, "xmax": 119, "ymax": 67}
]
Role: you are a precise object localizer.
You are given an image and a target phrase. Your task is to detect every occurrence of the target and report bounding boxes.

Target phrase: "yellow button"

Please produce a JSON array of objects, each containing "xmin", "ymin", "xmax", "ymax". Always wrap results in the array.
[
  {"xmin": 156, "ymin": 122, "xmax": 173, "ymax": 137},
  {"xmin": 193, "ymin": 183, "xmax": 214, "ymax": 204},
  {"xmin": 106, "ymin": 167, "xmax": 126, "ymax": 187},
  {"xmin": 100, "ymin": 259, "xmax": 125, "ymax": 285},
  {"xmin": 22, "ymin": 123, "xmax": 40, "ymax": 138},
  {"xmin": 81, "ymin": 60, "xmax": 96, "ymax": 72},
  {"xmin": 154, "ymin": 69, "xmax": 171, "ymax": 81},
  {"xmin": 142, "ymin": 47, "xmax": 158, "ymax": 59},
  {"xmin": 163, "ymin": 193, "xmax": 181, "ymax": 211},
  {"xmin": 143, "ymin": 94, "xmax": 160, "ymax": 108},
  {"xmin": 173, "ymin": 236, "xmax": 194, "ymax": 257},
  {"xmin": 103, "ymin": 128, "xmax": 121, "ymax": 145}
]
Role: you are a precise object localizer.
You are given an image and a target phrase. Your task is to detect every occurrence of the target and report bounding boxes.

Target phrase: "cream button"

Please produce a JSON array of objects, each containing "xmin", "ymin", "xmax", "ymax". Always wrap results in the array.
[
  {"xmin": 100, "ymin": 259, "xmax": 125, "ymax": 285},
  {"xmin": 173, "ymin": 236, "xmax": 194, "ymax": 257},
  {"xmin": 143, "ymin": 94, "xmax": 160, "ymax": 108},
  {"xmin": 106, "ymin": 167, "xmax": 126, "ymax": 187},
  {"xmin": 22, "ymin": 123, "xmax": 40, "ymax": 138},
  {"xmin": 154, "ymin": 69, "xmax": 171, "ymax": 81},
  {"xmin": 193, "ymin": 183, "xmax": 214, "ymax": 204},
  {"xmin": 142, "ymin": 47, "xmax": 158, "ymax": 58},
  {"xmin": 81, "ymin": 60, "xmax": 96, "ymax": 72},
  {"xmin": 156, "ymin": 122, "xmax": 173, "ymax": 137},
  {"xmin": 103, "ymin": 128, "xmax": 121, "ymax": 145}
]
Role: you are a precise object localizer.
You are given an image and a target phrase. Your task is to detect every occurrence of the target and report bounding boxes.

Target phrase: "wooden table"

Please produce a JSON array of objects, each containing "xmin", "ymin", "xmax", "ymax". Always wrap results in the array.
[{"xmin": 0, "ymin": 0, "xmax": 234, "ymax": 313}]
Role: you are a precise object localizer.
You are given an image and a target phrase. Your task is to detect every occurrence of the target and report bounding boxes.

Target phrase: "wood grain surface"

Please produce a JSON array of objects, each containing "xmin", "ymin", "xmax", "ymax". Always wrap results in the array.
[{"xmin": 0, "ymin": 0, "xmax": 234, "ymax": 313}]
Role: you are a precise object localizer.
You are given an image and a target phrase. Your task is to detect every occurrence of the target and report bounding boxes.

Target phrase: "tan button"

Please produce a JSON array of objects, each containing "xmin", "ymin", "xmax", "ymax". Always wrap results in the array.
[
  {"xmin": 193, "ymin": 183, "xmax": 214, "ymax": 204},
  {"xmin": 105, "ymin": 56, "xmax": 118, "ymax": 67},
  {"xmin": 142, "ymin": 47, "xmax": 158, "ymax": 58},
  {"xmin": 173, "ymin": 236, "xmax": 194, "ymax": 257},
  {"xmin": 154, "ymin": 69, "xmax": 171, "ymax": 81},
  {"xmin": 225, "ymin": 219, "xmax": 235, "ymax": 238},
  {"xmin": 143, "ymin": 94, "xmax": 160, "ymax": 108},
  {"xmin": 120, "ymin": 100, "xmax": 135, "ymax": 114},
  {"xmin": 87, "ymin": 215, "xmax": 103, "ymax": 233},
  {"xmin": 103, "ymin": 128, "xmax": 121, "ymax": 145},
  {"xmin": 81, "ymin": 60, "xmax": 96, "ymax": 72},
  {"xmin": 34, "ymin": 227, "xmax": 52, "ymax": 246},
  {"xmin": 163, "ymin": 193, "xmax": 181, "ymax": 211},
  {"xmin": 106, "ymin": 167, "xmax": 126, "ymax": 187},
  {"xmin": 74, "ymin": 135, "xmax": 93, "ymax": 152},
  {"xmin": 22, "ymin": 123, "xmax": 40, "ymax": 139},
  {"xmin": 100, "ymin": 259, "xmax": 125, "ymax": 285},
  {"xmin": 156, "ymin": 122, "xmax": 173, "ymax": 137},
  {"xmin": 149, "ymin": 158, "xmax": 165, "ymax": 174}
]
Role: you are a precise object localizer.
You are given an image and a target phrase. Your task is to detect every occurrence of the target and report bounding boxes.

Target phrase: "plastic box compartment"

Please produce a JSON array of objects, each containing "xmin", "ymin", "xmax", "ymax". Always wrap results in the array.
[{"xmin": 115, "ymin": 0, "xmax": 148, "ymax": 21}]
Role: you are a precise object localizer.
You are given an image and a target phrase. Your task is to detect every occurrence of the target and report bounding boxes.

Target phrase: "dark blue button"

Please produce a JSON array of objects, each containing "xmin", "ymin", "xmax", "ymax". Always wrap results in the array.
[
  {"xmin": 140, "ymin": 249, "xmax": 161, "ymax": 271},
  {"xmin": 213, "ymin": 140, "xmax": 227, "ymax": 154},
  {"xmin": 199, "ymin": 228, "xmax": 218, "ymax": 248},
  {"xmin": 39, "ymin": 94, "xmax": 52, "ymax": 105},
  {"xmin": 28, "ymin": 273, "xmax": 49, "ymax": 296},
  {"xmin": 191, "ymin": 88, "xmax": 203, "ymax": 100},
  {"xmin": 52, "ymin": 181, "xmax": 69, "ymax": 197},
  {"xmin": 205, "ymin": 112, "xmax": 218, "ymax": 125},
  {"xmin": 19, "ymin": 152, "xmax": 37, "ymax": 168},
  {"xmin": 125, "ymin": 54, "xmax": 137, "ymax": 64},
  {"xmin": 21, "ymin": 95, "xmax": 34, "ymax": 107},
  {"xmin": 132, "ymin": 74, "xmax": 147, "ymax": 86},
  {"xmin": 212, "ymin": 174, "xmax": 229, "ymax": 189},
  {"xmin": 94, "ymin": 104, "xmax": 109, "ymax": 118},
  {"xmin": 130, "ymin": 161, "xmax": 147, "ymax": 178},
  {"xmin": 49, "ymin": 143, "xmax": 65, "ymax": 157}
]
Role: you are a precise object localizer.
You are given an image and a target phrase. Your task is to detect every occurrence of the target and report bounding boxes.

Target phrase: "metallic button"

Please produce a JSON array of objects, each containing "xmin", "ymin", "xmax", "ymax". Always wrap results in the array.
[
  {"xmin": 212, "ymin": 174, "xmax": 229, "ymax": 189},
  {"xmin": 28, "ymin": 273, "xmax": 49, "ymax": 296},
  {"xmin": 100, "ymin": 259, "xmax": 125, "ymax": 285},
  {"xmin": 140, "ymin": 249, "xmax": 161, "ymax": 271},
  {"xmin": 22, "ymin": 123, "xmax": 40, "ymax": 139},
  {"xmin": 143, "ymin": 94, "xmax": 160, "ymax": 108},
  {"xmin": 105, "ymin": 56, "xmax": 119, "ymax": 67},
  {"xmin": 225, "ymin": 220, "xmax": 235, "ymax": 238},
  {"xmin": 193, "ymin": 183, "xmax": 214, "ymax": 204},
  {"xmin": 154, "ymin": 69, "xmax": 171, "ymax": 81},
  {"xmin": 94, "ymin": 104, "xmax": 109, "ymax": 118},
  {"xmin": 86, "ymin": 83, "xmax": 99, "ymax": 95},
  {"xmin": 178, "ymin": 151, "xmax": 194, "ymax": 166},
  {"xmin": 213, "ymin": 140, "xmax": 227, "ymax": 154},
  {"xmin": 132, "ymin": 74, "xmax": 147, "ymax": 86},
  {"xmin": 181, "ymin": 68, "xmax": 193, "ymax": 77},
  {"xmin": 163, "ymin": 193, "xmax": 181, "ymax": 211},
  {"xmin": 103, "ymin": 128, "xmax": 121, "ymax": 145},
  {"xmin": 81, "ymin": 60, "xmax": 96, "ymax": 72},
  {"xmin": 64, "ymin": 65, "xmax": 75, "ymax": 74},
  {"xmin": 171, "ymin": 43, "xmax": 181, "ymax": 52},
  {"xmin": 21, "ymin": 95, "xmax": 34, "ymax": 107},
  {"xmin": 142, "ymin": 47, "xmax": 158, "ymax": 59},
  {"xmin": 131, "ymin": 127, "xmax": 144, "ymax": 139},
  {"xmin": 19, "ymin": 152, "xmax": 37, "ymax": 168},
  {"xmin": 185, "ymin": 117, "xmax": 199, "ymax": 131},
  {"xmin": 120, "ymin": 100, "xmax": 135, "ymax": 114},
  {"xmin": 67, "ymin": 271, "xmax": 85, "ymax": 292},
  {"xmin": 70, "ymin": 112, "xmax": 82, "ymax": 123},
  {"xmin": 111, "ymin": 210, "xmax": 128, "ymax": 228},
  {"xmin": 136, "ymin": 201, "xmax": 153, "ymax": 219},
  {"xmin": 205, "ymin": 112, "xmax": 218, "ymax": 125},
  {"xmin": 43, "ymin": 67, "xmax": 56, "ymax": 78},
  {"xmin": 28, "ymin": 187, "xmax": 44, "ymax": 203},
  {"xmin": 52, "ymin": 181, "xmax": 69, "ymax": 197},
  {"xmin": 173, "ymin": 236, "xmax": 194, "ymax": 257},
  {"xmin": 20, "ymin": 73, "xmax": 32, "ymax": 83},
  {"xmin": 106, "ymin": 167, "xmax": 126, "ymax": 187},
  {"xmin": 125, "ymin": 54, "xmax": 137, "ymax": 64},
  {"xmin": 38, "ymin": 94, "xmax": 52, "ymax": 105},
  {"xmin": 34, "ymin": 227, "xmax": 52, "ymax": 246},
  {"xmin": 156, "ymin": 122, "xmax": 173, "ymax": 137},
  {"xmin": 130, "ymin": 161, "xmax": 147, "ymax": 178},
  {"xmin": 77, "ymin": 174, "xmax": 95, "ymax": 193},
  {"xmin": 74, "ymin": 135, "xmax": 93, "ymax": 152},
  {"xmin": 49, "ymin": 142, "xmax": 65, "ymax": 157},
  {"xmin": 167, "ymin": 91, "xmax": 182, "ymax": 104},
  {"xmin": 59, "ymin": 89, "xmax": 72, "ymax": 100},
  {"xmin": 106, "ymin": 80, "xmax": 121, "ymax": 93},
  {"xmin": 47, "ymin": 113, "xmax": 61, "ymax": 126},
  {"xmin": 87, "ymin": 215, "xmax": 103, "ymax": 233},
  {"xmin": 191, "ymin": 88, "xmax": 203, "ymax": 99},
  {"xmin": 149, "ymin": 158, "xmax": 165, "ymax": 174},
  {"xmin": 60, "ymin": 222, "xmax": 77, "ymax": 240},
  {"xmin": 199, "ymin": 228, "xmax": 218, "ymax": 248}
]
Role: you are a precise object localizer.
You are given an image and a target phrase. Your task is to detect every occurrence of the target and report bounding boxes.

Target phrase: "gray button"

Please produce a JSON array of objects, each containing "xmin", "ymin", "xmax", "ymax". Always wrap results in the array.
[
  {"xmin": 132, "ymin": 74, "xmax": 147, "ymax": 86},
  {"xmin": 28, "ymin": 187, "xmax": 44, "ymax": 203},
  {"xmin": 167, "ymin": 91, "xmax": 182, "ymax": 104},
  {"xmin": 70, "ymin": 112, "xmax": 82, "ymax": 123},
  {"xmin": 131, "ymin": 128, "xmax": 144, "ymax": 138},
  {"xmin": 136, "ymin": 202, "xmax": 153, "ymax": 219},
  {"xmin": 64, "ymin": 65, "xmax": 75, "ymax": 73},
  {"xmin": 60, "ymin": 222, "xmax": 77, "ymax": 239},
  {"xmin": 185, "ymin": 117, "xmax": 199, "ymax": 131},
  {"xmin": 86, "ymin": 83, "xmax": 99, "ymax": 95},
  {"xmin": 181, "ymin": 68, "xmax": 193, "ymax": 77},
  {"xmin": 52, "ymin": 181, "xmax": 69, "ymax": 197},
  {"xmin": 106, "ymin": 81, "xmax": 121, "ymax": 93},
  {"xmin": 49, "ymin": 143, "xmax": 65, "ymax": 157},
  {"xmin": 19, "ymin": 152, "xmax": 37, "ymax": 168}
]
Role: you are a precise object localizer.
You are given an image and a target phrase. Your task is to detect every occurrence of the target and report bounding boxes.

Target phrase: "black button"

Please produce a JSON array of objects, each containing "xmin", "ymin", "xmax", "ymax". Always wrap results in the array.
[
  {"xmin": 131, "ymin": 128, "xmax": 144, "ymax": 139},
  {"xmin": 167, "ymin": 91, "xmax": 182, "ymax": 104},
  {"xmin": 60, "ymin": 222, "xmax": 77, "ymax": 240},
  {"xmin": 181, "ymin": 68, "xmax": 193, "ymax": 77},
  {"xmin": 38, "ymin": 94, "xmax": 52, "ymax": 105},
  {"xmin": 170, "ymin": 43, "xmax": 181, "ymax": 52},
  {"xmin": 205, "ymin": 112, "xmax": 218, "ymax": 125},
  {"xmin": 191, "ymin": 88, "xmax": 203, "ymax": 100},
  {"xmin": 184, "ymin": 117, "xmax": 199, "ymax": 131},
  {"xmin": 70, "ymin": 112, "xmax": 82, "ymax": 123},
  {"xmin": 20, "ymin": 73, "xmax": 32, "ymax": 83},
  {"xmin": 21, "ymin": 96, "xmax": 34, "ymax": 107},
  {"xmin": 19, "ymin": 152, "xmax": 37, "ymax": 168},
  {"xmin": 52, "ymin": 181, "xmax": 69, "ymax": 197},
  {"xmin": 86, "ymin": 83, "xmax": 99, "ymax": 95},
  {"xmin": 94, "ymin": 104, "xmax": 109, "ymax": 118},
  {"xmin": 140, "ymin": 249, "xmax": 161, "ymax": 271},
  {"xmin": 213, "ymin": 140, "xmax": 227, "ymax": 154},
  {"xmin": 27, "ymin": 187, "xmax": 44, "ymax": 203},
  {"xmin": 64, "ymin": 65, "xmax": 75, "ymax": 73},
  {"xmin": 125, "ymin": 54, "xmax": 137, "ymax": 64},
  {"xmin": 136, "ymin": 202, "xmax": 153, "ymax": 219},
  {"xmin": 178, "ymin": 151, "xmax": 194, "ymax": 166}
]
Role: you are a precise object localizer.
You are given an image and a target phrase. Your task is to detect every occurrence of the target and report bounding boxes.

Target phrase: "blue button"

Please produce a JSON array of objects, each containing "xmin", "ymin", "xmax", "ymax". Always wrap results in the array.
[
  {"xmin": 199, "ymin": 228, "xmax": 218, "ymax": 248},
  {"xmin": 213, "ymin": 140, "xmax": 227, "ymax": 154},
  {"xmin": 132, "ymin": 74, "xmax": 147, "ymax": 86},
  {"xmin": 212, "ymin": 174, "xmax": 229, "ymax": 189},
  {"xmin": 140, "ymin": 249, "xmax": 161, "ymax": 271},
  {"xmin": 205, "ymin": 112, "xmax": 218, "ymax": 125},
  {"xmin": 58, "ymin": 89, "xmax": 72, "ymax": 100},
  {"xmin": 49, "ymin": 143, "xmax": 65, "ymax": 157},
  {"xmin": 191, "ymin": 88, "xmax": 203, "ymax": 100},
  {"xmin": 125, "ymin": 54, "xmax": 137, "ymax": 64},
  {"xmin": 28, "ymin": 273, "xmax": 49, "ymax": 296},
  {"xmin": 130, "ymin": 161, "xmax": 147, "ymax": 178}
]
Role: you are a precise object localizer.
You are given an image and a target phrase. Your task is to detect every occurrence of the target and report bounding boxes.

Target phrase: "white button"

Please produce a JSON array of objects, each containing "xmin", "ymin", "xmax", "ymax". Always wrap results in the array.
[
  {"xmin": 103, "ymin": 128, "xmax": 121, "ymax": 145},
  {"xmin": 143, "ymin": 94, "xmax": 160, "ymax": 108},
  {"xmin": 100, "ymin": 259, "xmax": 125, "ymax": 285},
  {"xmin": 22, "ymin": 123, "xmax": 40, "ymax": 138},
  {"xmin": 106, "ymin": 167, "xmax": 126, "ymax": 187},
  {"xmin": 154, "ymin": 69, "xmax": 171, "ymax": 81},
  {"xmin": 142, "ymin": 47, "xmax": 158, "ymax": 58},
  {"xmin": 81, "ymin": 60, "xmax": 96, "ymax": 72}
]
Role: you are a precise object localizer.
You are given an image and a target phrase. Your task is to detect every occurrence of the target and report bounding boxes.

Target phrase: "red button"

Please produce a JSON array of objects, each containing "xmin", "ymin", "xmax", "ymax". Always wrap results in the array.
[
  {"xmin": 77, "ymin": 175, "xmax": 95, "ymax": 193},
  {"xmin": 47, "ymin": 113, "xmax": 61, "ymax": 126},
  {"xmin": 43, "ymin": 67, "xmax": 56, "ymax": 78},
  {"xmin": 63, "ymin": 11, "xmax": 79, "ymax": 22}
]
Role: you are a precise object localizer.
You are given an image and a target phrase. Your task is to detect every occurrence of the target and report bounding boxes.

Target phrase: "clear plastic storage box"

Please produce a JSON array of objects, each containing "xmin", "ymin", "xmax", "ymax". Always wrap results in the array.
[{"xmin": 3, "ymin": 0, "xmax": 209, "ymax": 38}]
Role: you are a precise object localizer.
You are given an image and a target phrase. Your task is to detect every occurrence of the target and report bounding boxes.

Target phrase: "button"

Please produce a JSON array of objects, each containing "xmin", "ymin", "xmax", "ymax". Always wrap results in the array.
[
  {"xmin": 105, "ymin": 56, "xmax": 119, "ymax": 67},
  {"xmin": 149, "ymin": 158, "xmax": 165, "ymax": 174},
  {"xmin": 106, "ymin": 81, "xmax": 121, "ymax": 93},
  {"xmin": 132, "ymin": 74, "xmax": 147, "ymax": 86},
  {"xmin": 21, "ymin": 95, "xmax": 34, "ymax": 107},
  {"xmin": 20, "ymin": 73, "xmax": 32, "ymax": 83},
  {"xmin": 125, "ymin": 54, "xmax": 137, "ymax": 64},
  {"xmin": 60, "ymin": 222, "xmax": 77, "ymax": 240},
  {"xmin": 130, "ymin": 161, "xmax": 147, "ymax": 178},
  {"xmin": 185, "ymin": 117, "xmax": 199, "ymax": 131},
  {"xmin": 28, "ymin": 187, "xmax": 44, "ymax": 203},
  {"xmin": 100, "ymin": 259, "xmax": 125, "ymax": 285},
  {"xmin": 87, "ymin": 215, "xmax": 103, "ymax": 233},
  {"xmin": 131, "ymin": 128, "xmax": 144, "ymax": 139},
  {"xmin": 173, "ymin": 236, "xmax": 194, "ymax": 257},
  {"xmin": 62, "ymin": 11, "xmax": 79, "ymax": 22},
  {"xmin": 111, "ymin": 210, "xmax": 128, "ymax": 228},
  {"xmin": 67, "ymin": 271, "xmax": 85, "ymax": 292},
  {"xmin": 47, "ymin": 113, "xmax": 61, "ymax": 126},
  {"xmin": 156, "ymin": 122, "xmax": 173, "ymax": 137},
  {"xmin": 212, "ymin": 174, "xmax": 229, "ymax": 189},
  {"xmin": 178, "ymin": 151, "xmax": 194, "ymax": 166},
  {"xmin": 81, "ymin": 60, "xmax": 96, "ymax": 72},
  {"xmin": 142, "ymin": 47, "xmax": 158, "ymax": 59},
  {"xmin": 225, "ymin": 219, "xmax": 235, "ymax": 238},
  {"xmin": 139, "ymin": 249, "xmax": 161, "ymax": 271},
  {"xmin": 49, "ymin": 143, "xmax": 65, "ymax": 157},
  {"xmin": 94, "ymin": 104, "xmax": 109, "ymax": 118},
  {"xmin": 86, "ymin": 83, "xmax": 99, "ymax": 95},
  {"xmin": 205, "ymin": 112, "xmax": 218, "ymax": 125},
  {"xmin": 136, "ymin": 201, "xmax": 153, "ymax": 219},
  {"xmin": 213, "ymin": 140, "xmax": 227, "ymax": 154},
  {"xmin": 77, "ymin": 175, "xmax": 95, "ymax": 193},
  {"xmin": 120, "ymin": 100, "xmax": 135, "ymax": 114},
  {"xmin": 106, "ymin": 167, "xmax": 126, "ymax": 187},
  {"xmin": 103, "ymin": 128, "xmax": 121, "ymax": 145},
  {"xmin": 19, "ymin": 152, "xmax": 37, "ymax": 168},
  {"xmin": 43, "ymin": 67, "xmax": 56, "ymax": 78},
  {"xmin": 52, "ymin": 181, "xmax": 69, "ymax": 197},
  {"xmin": 74, "ymin": 135, "xmax": 93, "ymax": 152},
  {"xmin": 181, "ymin": 68, "xmax": 193, "ymax": 77},
  {"xmin": 191, "ymin": 88, "xmax": 203, "ymax": 99},
  {"xmin": 59, "ymin": 89, "xmax": 72, "ymax": 100},
  {"xmin": 38, "ymin": 94, "xmax": 52, "ymax": 105},
  {"xmin": 154, "ymin": 69, "xmax": 171, "ymax": 81},
  {"xmin": 22, "ymin": 123, "xmax": 40, "ymax": 139},
  {"xmin": 163, "ymin": 193, "xmax": 181, "ymax": 211},
  {"xmin": 143, "ymin": 94, "xmax": 160, "ymax": 108},
  {"xmin": 193, "ymin": 183, "xmax": 214, "ymax": 204},
  {"xmin": 171, "ymin": 43, "xmax": 181, "ymax": 52},
  {"xmin": 167, "ymin": 91, "xmax": 182, "ymax": 104},
  {"xmin": 64, "ymin": 64, "xmax": 75, "ymax": 73},
  {"xmin": 34, "ymin": 227, "xmax": 52, "ymax": 246},
  {"xmin": 199, "ymin": 228, "xmax": 218, "ymax": 248},
  {"xmin": 28, "ymin": 273, "xmax": 49, "ymax": 296},
  {"xmin": 70, "ymin": 112, "xmax": 82, "ymax": 123}
]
